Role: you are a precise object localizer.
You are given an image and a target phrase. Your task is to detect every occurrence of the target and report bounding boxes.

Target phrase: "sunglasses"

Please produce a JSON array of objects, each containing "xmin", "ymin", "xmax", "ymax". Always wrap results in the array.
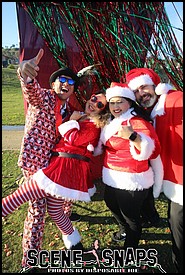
[
  {"xmin": 58, "ymin": 76, "xmax": 75, "ymax": 85},
  {"xmin": 90, "ymin": 94, "xmax": 105, "ymax": 109}
]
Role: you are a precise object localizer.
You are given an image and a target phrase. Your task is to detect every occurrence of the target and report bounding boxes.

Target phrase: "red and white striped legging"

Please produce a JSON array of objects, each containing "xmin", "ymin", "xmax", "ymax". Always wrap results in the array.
[{"xmin": 2, "ymin": 177, "xmax": 74, "ymax": 236}]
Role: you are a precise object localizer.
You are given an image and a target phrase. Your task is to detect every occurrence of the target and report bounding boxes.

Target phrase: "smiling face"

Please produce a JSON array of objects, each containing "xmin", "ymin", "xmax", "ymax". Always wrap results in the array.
[
  {"xmin": 85, "ymin": 93, "xmax": 107, "ymax": 116},
  {"xmin": 52, "ymin": 75, "xmax": 75, "ymax": 100},
  {"xmin": 134, "ymin": 85, "xmax": 157, "ymax": 108},
  {"xmin": 109, "ymin": 96, "xmax": 131, "ymax": 118}
]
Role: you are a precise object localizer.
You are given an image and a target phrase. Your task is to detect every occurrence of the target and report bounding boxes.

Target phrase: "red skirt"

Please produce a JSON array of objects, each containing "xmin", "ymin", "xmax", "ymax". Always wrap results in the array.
[{"xmin": 33, "ymin": 156, "xmax": 96, "ymax": 202}]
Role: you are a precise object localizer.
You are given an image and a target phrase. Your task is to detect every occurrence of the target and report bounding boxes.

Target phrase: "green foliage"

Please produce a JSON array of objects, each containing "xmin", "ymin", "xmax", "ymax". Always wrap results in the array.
[
  {"xmin": 7, "ymin": 64, "xmax": 16, "ymax": 69},
  {"xmin": 2, "ymin": 68, "xmax": 25, "ymax": 125},
  {"xmin": 2, "ymin": 47, "xmax": 19, "ymax": 59}
]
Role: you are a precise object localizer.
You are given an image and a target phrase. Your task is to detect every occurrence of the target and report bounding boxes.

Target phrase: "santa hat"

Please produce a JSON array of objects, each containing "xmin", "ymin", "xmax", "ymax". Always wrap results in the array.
[
  {"xmin": 106, "ymin": 82, "xmax": 136, "ymax": 101},
  {"xmin": 126, "ymin": 68, "xmax": 172, "ymax": 95}
]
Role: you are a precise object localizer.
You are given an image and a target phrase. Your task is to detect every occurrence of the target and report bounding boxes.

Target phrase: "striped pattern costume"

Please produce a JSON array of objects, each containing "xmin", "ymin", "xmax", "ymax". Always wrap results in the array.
[{"xmin": 16, "ymin": 69, "xmax": 74, "ymax": 266}]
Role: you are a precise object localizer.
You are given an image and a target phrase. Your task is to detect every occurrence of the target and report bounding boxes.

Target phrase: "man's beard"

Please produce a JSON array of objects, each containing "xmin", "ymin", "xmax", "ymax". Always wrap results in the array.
[{"xmin": 138, "ymin": 93, "xmax": 158, "ymax": 108}]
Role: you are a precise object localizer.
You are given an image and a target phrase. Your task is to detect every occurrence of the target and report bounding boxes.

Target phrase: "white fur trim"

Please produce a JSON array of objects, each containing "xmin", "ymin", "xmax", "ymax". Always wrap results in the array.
[
  {"xmin": 130, "ymin": 132, "xmax": 155, "ymax": 160},
  {"xmin": 102, "ymin": 166, "xmax": 154, "ymax": 190},
  {"xmin": 155, "ymin": 83, "xmax": 172, "ymax": 95},
  {"xmin": 33, "ymin": 169, "xmax": 94, "ymax": 202},
  {"xmin": 62, "ymin": 227, "xmax": 81, "ymax": 249},
  {"xmin": 106, "ymin": 86, "xmax": 136, "ymax": 101},
  {"xmin": 162, "ymin": 180, "xmax": 183, "ymax": 206},
  {"xmin": 128, "ymin": 74, "xmax": 154, "ymax": 90},
  {"xmin": 88, "ymin": 185, "xmax": 96, "ymax": 197},
  {"xmin": 150, "ymin": 155, "xmax": 164, "ymax": 198},
  {"xmin": 58, "ymin": 120, "xmax": 80, "ymax": 136},
  {"xmin": 100, "ymin": 109, "xmax": 135, "ymax": 144},
  {"xmin": 150, "ymin": 94, "xmax": 167, "ymax": 119}
]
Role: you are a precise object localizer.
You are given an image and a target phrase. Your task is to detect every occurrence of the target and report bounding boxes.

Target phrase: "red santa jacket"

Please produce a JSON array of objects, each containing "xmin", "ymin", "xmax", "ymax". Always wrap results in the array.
[
  {"xmin": 94, "ymin": 109, "xmax": 162, "ymax": 194},
  {"xmin": 150, "ymin": 89, "xmax": 183, "ymax": 205}
]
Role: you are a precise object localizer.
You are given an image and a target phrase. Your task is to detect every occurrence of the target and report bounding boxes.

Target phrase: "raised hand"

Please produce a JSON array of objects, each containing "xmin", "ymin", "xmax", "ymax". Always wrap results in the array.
[
  {"xmin": 117, "ymin": 119, "xmax": 134, "ymax": 139},
  {"xmin": 19, "ymin": 49, "xmax": 44, "ymax": 81},
  {"xmin": 69, "ymin": 111, "xmax": 86, "ymax": 121}
]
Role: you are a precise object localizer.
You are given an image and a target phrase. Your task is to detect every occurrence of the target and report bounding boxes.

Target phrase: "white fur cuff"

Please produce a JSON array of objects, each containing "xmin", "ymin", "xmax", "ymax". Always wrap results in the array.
[
  {"xmin": 62, "ymin": 227, "xmax": 81, "ymax": 249},
  {"xmin": 150, "ymin": 155, "xmax": 164, "ymax": 198},
  {"xmin": 58, "ymin": 120, "xmax": 80, "ymax": 136},
  {"xmin": 130, "ymin": 132, "xmax": 155, "ymax": 161}
]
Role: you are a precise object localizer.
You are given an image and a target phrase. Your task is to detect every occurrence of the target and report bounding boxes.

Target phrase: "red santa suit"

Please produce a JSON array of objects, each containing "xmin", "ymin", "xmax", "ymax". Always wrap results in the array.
[
  {"xmin": 95, "ymin": 108, "xmax": 162, "ymax": 194},
  {"xmin": 33, "ymin": 118, "xmax": 101, "ymax": 202},
  {"xmin": 126, "ymin": 68, "xmax": 183, "ymax": 206},
  {"xmin": 150, "ymin": 89, "xmax": 183, "ymax": 206},
  {"xmin": 126, "ymin": 68, "xmax": 183, "ymax": 270}
]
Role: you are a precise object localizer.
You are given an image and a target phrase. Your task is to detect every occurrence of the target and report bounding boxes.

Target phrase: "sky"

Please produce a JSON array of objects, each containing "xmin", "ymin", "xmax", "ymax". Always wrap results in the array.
[{"xmin": 2, "ymin": 2, "xmax": 183, "ymax": 49}]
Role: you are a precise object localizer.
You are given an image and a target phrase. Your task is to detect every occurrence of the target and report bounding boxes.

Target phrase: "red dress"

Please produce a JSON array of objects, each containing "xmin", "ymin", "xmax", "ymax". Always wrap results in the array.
[{"xmin": 33, "ymin": 119, "xmax": 101, "ymax": 202}]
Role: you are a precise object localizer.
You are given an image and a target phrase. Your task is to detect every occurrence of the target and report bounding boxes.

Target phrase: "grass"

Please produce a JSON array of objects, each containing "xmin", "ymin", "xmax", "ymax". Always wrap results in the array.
[
  {"xmin": 2, "ymin": 156, "xmax": 175, "ymax": 273},
  {"xmin": 2, "ymin": 68, "xmax": 25, "ymax": 125},
  {"xmin": 2, "ymin": 69, "xmax": 175, "ymax": 273}
]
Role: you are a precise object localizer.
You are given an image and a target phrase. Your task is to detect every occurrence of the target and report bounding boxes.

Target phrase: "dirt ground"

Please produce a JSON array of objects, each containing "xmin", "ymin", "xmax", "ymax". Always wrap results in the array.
[{"xmin": 2, "ymin": 130, "xmax": 24, "ymax": 150}]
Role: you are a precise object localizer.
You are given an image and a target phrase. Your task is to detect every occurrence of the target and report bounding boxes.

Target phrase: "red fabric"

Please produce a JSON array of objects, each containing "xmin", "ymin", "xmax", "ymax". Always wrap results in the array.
[
  {"xmin": 103, "ymin": 116, "xmax": 161, "ymax": 172},
  {"xmin": 16, "ymin": 3, "xmax": 59, "ymax": 89},
  {"xmin": 90, "ymin": 154, "xmax": 104, "ymax": 180},
  {"xmin": 38, "ymin": 120, "xmax": 101, "ymax": 198},
  {"xmin": 16, "ymin": 3, "xmax": 96, "ymax": 113},
  {"xmin": 110, "ymin": 82, "xmax": 130, "ymax": 88},
  {"xmin": 155, "ymin": 91, "xmax": 183, "ymax": 184},
  {"xmin": 126, "ymin": 68, "xmax": 161, "ymax": 87},
  {"xmin": 16, "ymin": 2, "xmax": 59, "ymax": 117},
  {"xmin": 16, "ymin": 3, "xmax": 83, "ymax": 112}
]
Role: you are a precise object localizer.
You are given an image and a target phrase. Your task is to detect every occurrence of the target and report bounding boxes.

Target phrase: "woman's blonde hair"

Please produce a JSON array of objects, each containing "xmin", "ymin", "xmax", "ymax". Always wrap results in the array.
[{"xmin": 90, "ymin": 90, "xmax": 111, "ymax": 128}]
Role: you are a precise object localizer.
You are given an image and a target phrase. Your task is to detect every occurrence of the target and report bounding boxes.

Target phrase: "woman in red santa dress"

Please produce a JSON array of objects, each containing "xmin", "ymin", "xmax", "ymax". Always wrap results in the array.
[
  {"xmin": 2, "ymin": 90, "xmax": 110, "ymax": 251},
  {"xmin": 94, "ymin": 83, "xmax": 163, "ymax": 249}
]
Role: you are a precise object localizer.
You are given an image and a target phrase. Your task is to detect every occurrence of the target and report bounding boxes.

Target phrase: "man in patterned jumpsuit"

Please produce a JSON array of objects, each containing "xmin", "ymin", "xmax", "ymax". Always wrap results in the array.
[{"xmin": 18, "ymin": 48, "xmax": 80, "ymax": 269}]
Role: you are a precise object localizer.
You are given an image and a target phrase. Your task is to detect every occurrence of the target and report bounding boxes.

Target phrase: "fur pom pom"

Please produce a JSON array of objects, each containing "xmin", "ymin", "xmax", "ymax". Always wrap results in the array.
[
  {"xmin": 155, "ymin": 83, "xmax": 173, "ymax": 95},
  {"xmin": 87, "ymin": 144, "xmax": 94, "ymax": 152}
]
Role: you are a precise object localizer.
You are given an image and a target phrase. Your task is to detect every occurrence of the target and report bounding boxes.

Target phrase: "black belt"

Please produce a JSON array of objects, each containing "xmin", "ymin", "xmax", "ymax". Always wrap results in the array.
[{"xmin": 51, "ymin": 151, "xmax": 90, "ymax": 162}]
